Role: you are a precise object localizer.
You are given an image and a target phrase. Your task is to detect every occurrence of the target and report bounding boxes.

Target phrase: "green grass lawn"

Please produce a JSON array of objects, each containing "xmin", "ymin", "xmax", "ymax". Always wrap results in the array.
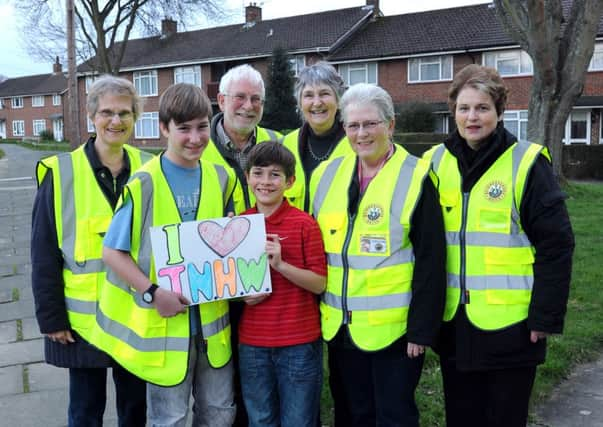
[
  {"xmin": 320, "ymin": 181, "xmax": 603, "ymax": 426},
  {"xmin": 0, "ymin": 138, "xmax": 72, "ymax": 152}
]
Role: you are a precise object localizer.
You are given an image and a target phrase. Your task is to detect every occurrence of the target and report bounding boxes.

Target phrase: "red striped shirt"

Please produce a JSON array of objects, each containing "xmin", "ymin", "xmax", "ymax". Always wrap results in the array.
[{"xmin": 239, "ymin": 200, "xmax": 327, "ymax": 347}]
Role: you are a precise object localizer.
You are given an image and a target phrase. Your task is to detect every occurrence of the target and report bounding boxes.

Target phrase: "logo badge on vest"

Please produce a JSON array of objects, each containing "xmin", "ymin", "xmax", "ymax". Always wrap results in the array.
[
  {"xmin": 484, "ymin": 181, "xmax": 506, "ymax": 201},
  {"xmin": 364, "ymin": 204, "xmax": 384, "ymax": 225}
]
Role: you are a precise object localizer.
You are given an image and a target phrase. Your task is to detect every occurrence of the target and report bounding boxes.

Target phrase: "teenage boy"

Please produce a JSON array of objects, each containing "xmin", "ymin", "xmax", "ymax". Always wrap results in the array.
[
  {"xmin": 238, "ymin": 141, "xmax": 327, "ymax": 427},
  {"xmin": 96, "ymin": 83, "xmax": 236, "ymax": 426}
]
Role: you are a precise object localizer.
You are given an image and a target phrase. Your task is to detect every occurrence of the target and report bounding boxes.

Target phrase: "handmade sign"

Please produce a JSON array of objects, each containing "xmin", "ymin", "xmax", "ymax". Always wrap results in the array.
[{"xmin": 149, "ymin": 214, "xmax": 271, "ymax": 305}]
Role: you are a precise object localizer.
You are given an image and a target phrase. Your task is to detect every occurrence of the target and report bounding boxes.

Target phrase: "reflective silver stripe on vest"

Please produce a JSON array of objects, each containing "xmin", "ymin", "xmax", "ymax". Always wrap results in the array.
[
  {"xmin": 201, "ymin": 311, "xmax": 230, "ymax": 338},
  {"xmin": 214, "ymin": 164, "xmax": 230, "ymax": 198},
  {"xmin": 430, "ymin": 144, "xmax": 447, "ymax": 172},
  {"xmin": 322, "ymin": 291, "xmax": 412, "ymax": 310},
  {"xmin": 446, "ymin": 273, "xmax": 533, "ymax": 291},
  {"xmin": 312, "ymin": 156, "xmax": 344, "ymax": 216},
  {"xmin": 56, "ymin": 154, "xmax": 106, "ymax": 274},
  {"xmin": 326, "ymin": 250, "xmax": 414, "ymax": 269},
  {"xmin": 65, "ymin": 297, "xmax": 96, "ymax": 314},
  {"xmin": 510, "ymin": 141, "xmax": 535, "ymax": 235},
  {"xmin": 133, "ymin": 171, "xmax": 155, "ymax": 277},
  {"xmin": 444, "ymin": 231, "xmax": 531, "ymax": 248},
  {"xmin": 96, "ymin": 307, "xmax": 189, "ymax": 352},
  {"xmin": 264, "ymin": 128, "xmax": 278, "ymax": 141},
  {"xmin": 389, "ymin": 154, "xmax": 420, "ymax": 256}
]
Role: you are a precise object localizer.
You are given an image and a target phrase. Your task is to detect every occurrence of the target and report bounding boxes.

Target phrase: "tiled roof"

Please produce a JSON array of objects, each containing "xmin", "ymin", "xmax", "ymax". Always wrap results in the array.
[
  {"xmin": 79, "ymin": 6, "xmax": 374, "ymax": 72},
  {"xmin": 329, "ymin": 2, "xmax": 603, "ymax": 61},
  {"xmin": 0, "ymin": 73, "xmax": 67, "ymax": 97}
]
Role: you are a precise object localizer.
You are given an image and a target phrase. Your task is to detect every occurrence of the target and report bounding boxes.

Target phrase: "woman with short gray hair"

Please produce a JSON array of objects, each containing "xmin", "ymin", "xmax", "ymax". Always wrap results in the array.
[
  {"xmin": 282, "ymin": 61, "xmax": 353, "ymax": 212},
  {"xmin": 310, "ymin": 83, "xmax": 446, "ymax": 427}
]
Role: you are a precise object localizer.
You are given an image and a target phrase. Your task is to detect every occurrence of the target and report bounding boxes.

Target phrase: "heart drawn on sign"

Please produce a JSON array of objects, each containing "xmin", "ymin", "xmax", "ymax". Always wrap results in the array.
[{"xmin": 198, "ymin": 217, "xmax": 251, "ymax": 257}]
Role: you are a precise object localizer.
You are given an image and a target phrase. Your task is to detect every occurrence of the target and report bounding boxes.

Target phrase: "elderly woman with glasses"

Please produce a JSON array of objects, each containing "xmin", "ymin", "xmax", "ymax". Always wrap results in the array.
[
  {"xmin": 309, "ymin": 83, "xmax": 447, "ymax": 426},
  {"xmin": 282, "ymin": 62, "xmax": 354, "ymax": 213}
]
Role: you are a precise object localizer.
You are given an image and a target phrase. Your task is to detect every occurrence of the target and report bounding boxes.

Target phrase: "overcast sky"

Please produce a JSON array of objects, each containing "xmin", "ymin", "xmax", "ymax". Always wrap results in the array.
[{"xmin": 0, "ymin": 0, "xmax": 490, "ymax": 79}]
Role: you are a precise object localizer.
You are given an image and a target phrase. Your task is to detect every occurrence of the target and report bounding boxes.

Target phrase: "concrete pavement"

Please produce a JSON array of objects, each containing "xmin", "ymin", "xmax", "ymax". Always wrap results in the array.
[{"xmin": 0, "ymin": 142, "xmax": 600, "ymax": 426}]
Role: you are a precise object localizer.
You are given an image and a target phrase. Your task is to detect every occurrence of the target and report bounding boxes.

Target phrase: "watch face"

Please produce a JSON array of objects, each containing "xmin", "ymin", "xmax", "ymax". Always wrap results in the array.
[{"xmin": 142, "ymin": 292, "xmax": 152, "ymax": 304}]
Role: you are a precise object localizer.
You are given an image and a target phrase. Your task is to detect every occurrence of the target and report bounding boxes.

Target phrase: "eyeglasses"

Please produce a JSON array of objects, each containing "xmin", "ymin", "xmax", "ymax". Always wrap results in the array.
[
  {"xmin": 223, "ymin": 93, "xmax": 264, "ymax": 107},
  {"xmin": 97, "ymin": 109, "xmax": 134, "ymax": 121},
  {"xmin": 344, "ymin": 120, "xmax": 384, "ymax": 132}
]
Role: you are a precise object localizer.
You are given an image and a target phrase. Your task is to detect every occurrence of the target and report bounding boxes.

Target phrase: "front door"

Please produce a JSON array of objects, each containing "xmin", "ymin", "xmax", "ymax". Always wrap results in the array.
[
  {"xmin": 0, "ymin": 121, "xmax": 5, "ymax": 139},
  {"xmin": 53, "ymin": 119, "xmax": 63, "ymax": 142}
]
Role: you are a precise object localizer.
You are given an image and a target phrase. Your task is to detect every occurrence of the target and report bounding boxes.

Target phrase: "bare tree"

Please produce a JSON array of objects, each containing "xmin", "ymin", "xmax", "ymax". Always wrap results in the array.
[
  {"xmin": 493, "ymin": 0, "xmax": 603, "ymax": 180},
  {"xmin": 15, "ymin": 0, "xmax": 233, "ymax": 74}
]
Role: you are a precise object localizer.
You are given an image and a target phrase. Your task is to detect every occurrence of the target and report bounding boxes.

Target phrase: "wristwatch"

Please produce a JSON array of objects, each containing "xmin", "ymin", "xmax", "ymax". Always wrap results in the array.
[{"xmin": 142, "ymin": 284, "xmax": 159, "ymax": 304}]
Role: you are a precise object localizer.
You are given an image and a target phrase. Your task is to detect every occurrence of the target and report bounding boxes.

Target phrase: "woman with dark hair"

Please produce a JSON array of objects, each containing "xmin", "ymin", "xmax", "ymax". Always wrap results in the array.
[{"xmin": 424, "ymin": 64, "xmax": 575, "ymax": 427}]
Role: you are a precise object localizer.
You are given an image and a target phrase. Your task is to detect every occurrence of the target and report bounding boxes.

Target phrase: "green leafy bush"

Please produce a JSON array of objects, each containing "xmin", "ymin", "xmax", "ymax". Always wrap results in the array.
[{"xmin": 395, "ymin": 101, "xmax": 436, "ymax": 133}]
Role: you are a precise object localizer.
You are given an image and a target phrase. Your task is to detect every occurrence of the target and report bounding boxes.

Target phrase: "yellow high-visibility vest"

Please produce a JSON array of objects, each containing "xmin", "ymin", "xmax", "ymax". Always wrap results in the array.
[
  {"xmin": 203, "ymin": 126, "xmax": 281, "ymax": 214},
  {"xmin": 283, "ymin": 128, "xmax": 352, "ymax": 212},
  {"xmin": 423, "ymin": 141, "xmax": 548, "ymax": 330},
  {"xmin": 92, "ymin": 155, "xmax": 235, "ymax": 386},
  {"xmin": 310, "ymin": 146, "xmax": 430, "ymax": 351},
  {"xmin": 36, "ymin": 144, "xmax": 153, "ymax": 342}
]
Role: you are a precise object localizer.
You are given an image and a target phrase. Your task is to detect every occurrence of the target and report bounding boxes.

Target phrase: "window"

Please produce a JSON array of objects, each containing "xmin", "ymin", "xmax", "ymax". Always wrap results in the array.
[
  {"xmin": 12, "ymin": 120, "xmax": 24, "ymax": 136},
  {"xmin": 174, "ymin": 66, "xmax": 202, "ymax": 86},
  {"xmin": 87, "ymin": 116, "xmax": 95, "ymax": 133},
  {"xmin": 288, "ymin": 55, "xmax": 305, "ymax": 76},
  {"xmin": 12, "ymin": 97, "xmax": 23, "ymax": 108},
  {"xmin": 434, "ymin": 114, "xmax": 451, "ymax": 134},
  {"xmin": 564, "ymin": 110, "xmax": 590, "ymax": 144},
  {"xmin": 483, "ymin": 50, "xmax": 533, "ymax": 76},
  {"xmin": 32, "ymin": 96, "xmax": 44, "ymax": 107},
  {"xmin": 53, "ymin": 94, "xmax": 61, "ymax": 106},
  {"xmin": 408, "ymin": 55, "xmax": 453, "ymax": 83},
  {"xmin": 135, "ymin": 112, "xmax": 159, "ymax": 139},
  {"xmin": 33, "ymin": 119, "xmax": 46, "ymax": 136},
  {"xmin": 338, "ymin": 63, "xmax": 377, "ymax": 85},
  {"xmin": 134, "ymin": 70, "xmax": 158, "ymax": 96},
  {"xmin": 589, "ymin": 43, "xmax": 603, "ymax": 71},
  {"xmin": 503, "ymin": 110, "xmax": 529, "ymax": 142}
]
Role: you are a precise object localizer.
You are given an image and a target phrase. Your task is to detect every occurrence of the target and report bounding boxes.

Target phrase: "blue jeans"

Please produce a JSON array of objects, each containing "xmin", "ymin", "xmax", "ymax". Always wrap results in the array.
[
  {"xmin": 239, "ymin": 340, "xmax": 322, "ymax": 427},
  {"xmin": 147, "ymin": 335, "xmax": 235, "ymax": 427},
  {"xmin": 68, "ymin": 365, "xmax": 146, "ymax": 427}
]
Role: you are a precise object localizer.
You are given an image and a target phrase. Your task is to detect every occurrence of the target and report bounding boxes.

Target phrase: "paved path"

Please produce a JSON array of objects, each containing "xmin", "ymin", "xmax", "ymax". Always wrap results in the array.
[{"xmin": 0, "ymin": 143, "xmax": 601, "ymax": 426}]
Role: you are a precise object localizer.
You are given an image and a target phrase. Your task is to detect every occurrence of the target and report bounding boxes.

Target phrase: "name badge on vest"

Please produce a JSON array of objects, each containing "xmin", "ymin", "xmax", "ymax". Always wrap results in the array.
[{"xmin": 360, "ymin": 235, "xmax": 387, "ymax": 254}]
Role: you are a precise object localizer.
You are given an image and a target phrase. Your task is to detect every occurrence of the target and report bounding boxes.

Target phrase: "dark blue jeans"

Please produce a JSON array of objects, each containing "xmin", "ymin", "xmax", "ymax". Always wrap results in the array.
[
  {"xmin": 239, "ymin": 340, "xmax": 322, "ymax": 427},
  {"xmin": 328, "ymin": 337, "xmax": 425, "ymax": 427},
  {"xmin": 68, "ymin": 365, "xmax": 146, "ymax": 427}
]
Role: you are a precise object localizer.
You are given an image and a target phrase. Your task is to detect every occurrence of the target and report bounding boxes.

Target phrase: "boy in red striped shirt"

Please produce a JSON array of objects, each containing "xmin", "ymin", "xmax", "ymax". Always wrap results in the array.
[{"xmin": 238, "ymin": 140, "xmax": 327, "ymax": 427}]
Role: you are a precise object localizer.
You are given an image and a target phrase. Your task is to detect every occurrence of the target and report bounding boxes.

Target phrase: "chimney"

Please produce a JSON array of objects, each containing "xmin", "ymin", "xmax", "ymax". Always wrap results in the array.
[
  {"xmin": 245, "ymin": 3, "xmax": 262, "ymax": 24},
  {"xmin": 53, "ymin": 56, "xmax": 62, "ymax": 74},
  {"xmin": 366, "ymin": 0, "xmax": 380, "ymax": 17},
  {"xmin": 161, "ymin": 18, "xmax": 177, "ymax": 38}
]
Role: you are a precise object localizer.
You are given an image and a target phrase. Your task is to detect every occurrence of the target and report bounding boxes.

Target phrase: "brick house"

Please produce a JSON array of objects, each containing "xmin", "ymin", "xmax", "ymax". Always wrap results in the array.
[{"xmin": 0, "ymin": 58, "xmax": 67, "ymax": 141}]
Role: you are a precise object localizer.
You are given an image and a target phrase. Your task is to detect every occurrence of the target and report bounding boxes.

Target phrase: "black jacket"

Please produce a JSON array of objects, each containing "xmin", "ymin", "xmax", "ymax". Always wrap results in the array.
[
  {"xmin": 435, "ymin": 123, "xmax": 575, "ymax": 371},
  {"xmin": 31, "ymin": 137, "xmax": 132, "ymax": 368}
]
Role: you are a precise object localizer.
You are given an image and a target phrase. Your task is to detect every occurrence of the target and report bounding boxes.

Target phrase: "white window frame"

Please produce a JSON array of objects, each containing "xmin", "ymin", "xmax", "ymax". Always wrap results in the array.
[
  {"xmin": 135, "ymin": 112, "xmax": 159, "ymax": 139},
  {"xmin": 588, "ymin": 42, "xmax": 603, "ymax": 71},
  {"xmin": 601, "ymin": 112, "xmax": 603, "ymax": 144},
  {"xmin": 87, "ymin": 116, "xmax": 96, "ymax": 133},
  {"xmin": 32, "ymin": 95, "xmax": 45, "ymax": 107},
  {"xmin": 483, "ymin": 49, "xmax": 533, "ymax": 76},
  {"xmin": 434, "ymin": 113, "xmax": 450, "ymax": 134},
  {"xmin": 338, "ymin": 62, "xmax": 378, "ymax": 86},
  {"xmin": 503, "ymin": 110, "xmax": 529, "ymax": 142},
  {"xmin": 174, "ymin": 66, "xmax": 202, "ymax": 87},
  {"xmin": 288, "ymin": 55, "xmax": 305, "ymax": 77},
  {"xmin": 12, "ymin": 97, "xmax": 23, "ymax": 109},
  {"xmin": 408, "ymin": 55, "xmax": 453, "ymax": 83},
  {"xmin": 564, "ymin": 109, "xmax": 591, "ymax": 145},
  {"xmin": 33, "ymin": 119, "xmax": 46, "ymax": 136},
  {"xmin": 134, "ymin": 70, "xmax": 158, "ymax": 97},
  {"xmin": 53, "ymin": 94, "xmax": 61, "ymax": 106},
  {"xmin": 12, "ymin": 120, "xmax": 25, "ymax": 136}
]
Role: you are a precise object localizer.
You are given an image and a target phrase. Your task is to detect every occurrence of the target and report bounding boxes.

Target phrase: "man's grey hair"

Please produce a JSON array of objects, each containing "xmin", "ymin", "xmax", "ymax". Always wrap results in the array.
[{"xmin": 219, "ymin": 64, "xmax": 265, "ymax": 97}]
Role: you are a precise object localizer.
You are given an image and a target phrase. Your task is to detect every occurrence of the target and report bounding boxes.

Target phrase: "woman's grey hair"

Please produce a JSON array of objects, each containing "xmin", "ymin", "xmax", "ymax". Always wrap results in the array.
[
  {"xmin": 219, "ymin": 64, "xmax": 265, "ymax": 97},
  {"xmin": 340, "ymin": 83, "xmax": 395, "ymax": 124},
  {"xmin": 86, "ymin": 74, "xmax": 143, "ymax": 121},
  {"xmin": 294, "ymin": 61, "xmax": 345, "ymax": 111}
]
